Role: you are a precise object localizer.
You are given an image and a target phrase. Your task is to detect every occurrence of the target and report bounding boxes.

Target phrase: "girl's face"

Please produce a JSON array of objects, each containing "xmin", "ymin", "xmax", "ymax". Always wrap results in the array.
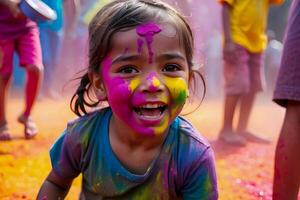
[{"xmin": 100, "ymin": 23, "xmax": 189, "ymax": 136}]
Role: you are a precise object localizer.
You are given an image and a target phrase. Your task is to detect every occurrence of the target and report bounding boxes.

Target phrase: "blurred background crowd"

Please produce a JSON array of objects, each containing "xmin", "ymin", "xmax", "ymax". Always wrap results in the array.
[{"xmin": 11, "ymin": 0, "xmax": 292, "ymax": 99}]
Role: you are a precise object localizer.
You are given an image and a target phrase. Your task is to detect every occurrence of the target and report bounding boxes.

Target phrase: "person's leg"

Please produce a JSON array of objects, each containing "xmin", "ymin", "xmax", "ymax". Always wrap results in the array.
[
  {"xmin": 0, "ymin": 40, "xmax": 15, "ymax": 140},
  {"xmin": 219, "ymin": 45, "xmax": 249, "ymax": 146},
  {"xmin": 23, "ymin": 65, "xmax": 41, "ymax": 117},
  {"xmin": 219, "ymin": 94, "xmax": 247, "ymax": 145},
  {"xmin": 237, "ymin": 52, "xmax": 270, "ymax": 143},
  {"xmin": 273, "ymin": 101, "xmax": 300, "ymax": 200},
  {"xmin": 17, "ymin": 28, "xmax": 43, "ymax": 138},
  {"xmin": 236, "ymin": 91, "xmax": 256, "ymax": 132},
  {"xmin": 0, "ymin": 72, "xmax": 12, "ymax": 140}
]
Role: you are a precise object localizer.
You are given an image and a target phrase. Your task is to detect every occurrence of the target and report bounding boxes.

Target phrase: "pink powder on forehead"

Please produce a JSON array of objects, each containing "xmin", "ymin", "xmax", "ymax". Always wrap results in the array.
[
  {"xmin": 136, "ymin": 23, "xmax": 161, "ymax": 63},
  {"xmin": 137, "ymin": 38, "xmax": 144, "ymax": 54},
  {"xmin": 136, "ymin": 22, "xmax": 161, "ymax": 36}
]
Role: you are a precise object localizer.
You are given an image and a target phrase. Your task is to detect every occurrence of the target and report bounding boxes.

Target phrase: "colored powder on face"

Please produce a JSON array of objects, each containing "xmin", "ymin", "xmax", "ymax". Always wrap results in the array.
[
  {"xmin": 137, "ymin": 38, "xmax": 144, "ymax": 54},
  {"xmin": 164, "ymin": 77, "xmax": 189, "ymax": 117},
  {"xmin": 147, "ymin": 72, "xmax": 161, "ymax": 92},
  {"xmin": 136, "ymin": 22, "xmax": 161, "ymax": 64},
  {"xmin": 101, "ymin": 57, "xmax": 157, "ymax": 136},
  {"xmin": 153, "ymin": 117, "xmax": 169, "ymax": 135},
  {"xmin": 129, "ymin": 78, "xmax": 141, "ymax": 92},
  {"xmin": 176, "ymin": 90, "xmax": 188, "ymax": 105},
  {"xmin": 164, "ymin": 77, "xmax": 189, "ymax": 105}
]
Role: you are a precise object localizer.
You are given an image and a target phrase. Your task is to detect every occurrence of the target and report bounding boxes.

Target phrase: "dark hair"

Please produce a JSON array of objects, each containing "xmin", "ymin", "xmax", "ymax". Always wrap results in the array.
[{"xmin": 71, "ymin": 0, "xmax": 205, "ymax": 116}]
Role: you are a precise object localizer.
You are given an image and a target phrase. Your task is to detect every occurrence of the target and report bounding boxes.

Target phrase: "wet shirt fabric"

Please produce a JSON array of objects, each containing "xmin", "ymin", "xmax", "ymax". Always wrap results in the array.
[
  {"xmin": 50, "ymin": 107, "xmax": 218, "ymax": 199},
  {"xmin": 0, "ymin": 5, "xmax": 36, "ymax": 40},
  {"xmin": 218, "ymin": 0, "xmax": 283, "ymax": 53}
]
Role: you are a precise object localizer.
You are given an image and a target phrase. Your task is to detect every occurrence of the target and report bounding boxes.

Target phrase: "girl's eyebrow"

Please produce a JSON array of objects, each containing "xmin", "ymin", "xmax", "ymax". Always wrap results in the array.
[
  {"xmin": 111, "ymin": 52, "xmax": 186, "ymax": 64},
  {"xmin": 112, "ymin": 54, "xmax": 140, "ymax": 64},
  {"xmin": 157, "ymin": 52, "xmax": 186, "ymax": 61}
]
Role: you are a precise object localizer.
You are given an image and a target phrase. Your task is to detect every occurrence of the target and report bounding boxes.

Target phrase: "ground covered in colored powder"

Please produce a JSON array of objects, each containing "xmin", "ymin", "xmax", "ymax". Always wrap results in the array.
[{"xmin": 0, "ymin": 94, "xmax": 298, "ymax": 199}]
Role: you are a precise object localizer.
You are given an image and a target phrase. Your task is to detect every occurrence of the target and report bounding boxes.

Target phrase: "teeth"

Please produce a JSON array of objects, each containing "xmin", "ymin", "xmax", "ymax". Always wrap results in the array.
[{"xmin": 138, "ymin": 103, "xmax": 165, "ymax": 109}]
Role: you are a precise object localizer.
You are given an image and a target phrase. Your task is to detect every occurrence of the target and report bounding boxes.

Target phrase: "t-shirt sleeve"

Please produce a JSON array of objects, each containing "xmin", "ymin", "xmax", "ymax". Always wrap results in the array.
[
  {"xmin": 50, "ymin": 129, "xmax": 82, "ymax": 179},
  {"xmin": 181, "ymin": 147, "xmax": 218, "ymax": 200}
]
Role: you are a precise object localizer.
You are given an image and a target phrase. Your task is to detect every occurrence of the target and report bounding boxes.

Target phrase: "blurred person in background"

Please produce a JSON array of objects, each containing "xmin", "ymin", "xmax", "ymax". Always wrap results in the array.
[
  {"xmin": 273, "ymin": 0, "xmax": 300, "ymax": 199},
  {"xmin": 0, "ymin": 0, "xmax": 43, "ymax": 140},
  {"xmin": 203, "ymin": 31, "xmax": 222, "ymax": 97},
  {"xmin": 264, "ymin": 30, "xmax": 283, "ymax": 93},
  {"xmin": 38, "ymin": 0, "xmax": 64, "ymax": 99},
  {"xmin": 217, "ymin": 0, "xmax": 284, "ymax": 146}
]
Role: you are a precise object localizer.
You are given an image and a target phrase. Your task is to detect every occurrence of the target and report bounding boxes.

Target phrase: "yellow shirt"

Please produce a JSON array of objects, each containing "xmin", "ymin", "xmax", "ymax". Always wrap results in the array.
[{"xmin": 219, "ymin": 0, "xmax": 283, "ymax": 53}]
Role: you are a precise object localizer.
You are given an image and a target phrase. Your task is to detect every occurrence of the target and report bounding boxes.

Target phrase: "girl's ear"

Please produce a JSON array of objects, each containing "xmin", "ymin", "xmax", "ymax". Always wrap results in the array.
[{"xmin": 88, "ymin": 72, "xmax": 107, "ymax": 100}]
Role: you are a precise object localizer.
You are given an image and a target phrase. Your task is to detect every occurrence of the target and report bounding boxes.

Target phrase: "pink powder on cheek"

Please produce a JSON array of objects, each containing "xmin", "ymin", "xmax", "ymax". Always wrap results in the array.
[
  {"xmin": 101, "ymin": 57, "xmax": 155, "ymax": 136},
  {"xmin": 101, "ymin": 57, "xmax": 131, "ymax": 111},
  {"xmin": 132, "ymin": 92, "xmax": 147, "ymax": 106},
  {"xmin": 136, "ymin": 23, "xmax": 161, "ymax": 64}
]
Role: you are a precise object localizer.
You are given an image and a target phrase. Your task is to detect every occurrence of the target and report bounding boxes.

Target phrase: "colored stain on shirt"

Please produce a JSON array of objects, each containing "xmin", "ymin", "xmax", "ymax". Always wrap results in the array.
[
  {"xmin": 136, "ymin": 23, "xmax": 161, "ymax": 63},
  {"xmin": 50, "ymin": 108, "xmax": 218, "ymax": 198}
]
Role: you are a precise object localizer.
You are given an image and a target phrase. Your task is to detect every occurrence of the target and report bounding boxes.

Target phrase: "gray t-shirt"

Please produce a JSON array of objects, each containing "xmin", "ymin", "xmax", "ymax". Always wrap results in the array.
[
  {"xmin": 273, "ymin": 0, "xmax": 300, "ymax": 106},
  {"xmin": 50, "ymin": 107, "xmax": 218, "ymax": 199}
]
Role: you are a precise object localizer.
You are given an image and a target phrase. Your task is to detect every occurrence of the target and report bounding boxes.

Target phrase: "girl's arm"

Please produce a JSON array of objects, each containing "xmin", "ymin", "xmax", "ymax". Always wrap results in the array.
[{"xmin": 37, "ymin": 170, "xmax": 73, "ymax": 200}]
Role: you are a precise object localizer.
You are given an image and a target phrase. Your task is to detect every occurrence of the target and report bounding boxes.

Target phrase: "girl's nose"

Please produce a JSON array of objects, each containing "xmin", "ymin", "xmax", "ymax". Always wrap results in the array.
[{"xmin": 141, "ymin": 72, "xmax": 164, "ymax": 93}]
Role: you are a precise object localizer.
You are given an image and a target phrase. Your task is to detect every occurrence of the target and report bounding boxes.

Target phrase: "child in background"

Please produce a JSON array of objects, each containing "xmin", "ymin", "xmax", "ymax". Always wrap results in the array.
[
  {"xmin": 218, "ymin": 0, "xmax": 284, "ymax": 146},
  {"xmin": 0, "ymin": 0, "xmax": 43, "ymax": 140},
  {"xmin": 37, "ymin": 0, "xmax": 218, "ymax": 199}
]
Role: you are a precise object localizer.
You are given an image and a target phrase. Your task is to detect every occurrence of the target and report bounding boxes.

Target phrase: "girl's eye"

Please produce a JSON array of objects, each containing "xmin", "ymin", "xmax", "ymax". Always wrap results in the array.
[
  {"xmin": 118, "ymin": 66, "xmax": 139, "ymax": 74},
  {"xmin": 162, "ymin": 64, "xmax": 181, "ymax": 72}
]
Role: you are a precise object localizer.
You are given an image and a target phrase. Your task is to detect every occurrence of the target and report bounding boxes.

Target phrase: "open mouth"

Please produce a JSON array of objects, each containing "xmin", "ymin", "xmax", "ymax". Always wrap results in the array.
[{"xmin": 133, "ymin": 103, "xmax": 167, "ymax": 120}]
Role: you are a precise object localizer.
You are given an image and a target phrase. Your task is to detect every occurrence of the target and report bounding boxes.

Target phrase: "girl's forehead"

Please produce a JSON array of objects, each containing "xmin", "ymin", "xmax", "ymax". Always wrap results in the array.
[
  {"xmin": 110, "ymin": 23, "xmax": 180, "ymax": 49},
  {"xmin": 136, "ymin": 23, "xmax": 177, "ymax": 37}
]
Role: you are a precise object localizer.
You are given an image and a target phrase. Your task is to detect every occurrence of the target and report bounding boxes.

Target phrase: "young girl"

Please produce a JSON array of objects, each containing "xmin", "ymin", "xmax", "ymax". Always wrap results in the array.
[{"xmin": 37, "ymin": 0, "xmax": 218, "ymax": 199}]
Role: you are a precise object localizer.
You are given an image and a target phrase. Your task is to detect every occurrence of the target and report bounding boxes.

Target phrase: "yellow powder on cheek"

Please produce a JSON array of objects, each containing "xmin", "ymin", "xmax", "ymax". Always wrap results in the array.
[
  {"xmin": 129, "ymin": 78, "xmax": 141, "ymax": 91},
  {"xmin": 164, "ymin": 77, "xmax": 189, "ymax": 101},
  {"xmin": 164, "ymin": 77, "xmax": 189, "ymax": 117}
]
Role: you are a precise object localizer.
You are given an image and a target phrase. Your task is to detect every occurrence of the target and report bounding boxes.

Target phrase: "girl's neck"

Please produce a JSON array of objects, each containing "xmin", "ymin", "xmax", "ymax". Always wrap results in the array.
[{"xmin": 109, "ymin": 115, "xmax": 168, "ymax": 151}]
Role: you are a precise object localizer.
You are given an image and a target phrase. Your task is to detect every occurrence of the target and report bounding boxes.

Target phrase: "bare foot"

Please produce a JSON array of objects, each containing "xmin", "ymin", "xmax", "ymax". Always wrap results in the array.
[
  {"xmin": 240, "ymin": 131, "xmax": 271, "ymax": 144},
  {"xmin": 17, "ymin": 115, "xmax": 38, "ymax": 139},
  {"xmin": 218, "ymin": 130, "xmax": 246, "ymax": 146},
  {"xmin": 0, "ymin": 123, "xmax": 11, "ymax": 141}
]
